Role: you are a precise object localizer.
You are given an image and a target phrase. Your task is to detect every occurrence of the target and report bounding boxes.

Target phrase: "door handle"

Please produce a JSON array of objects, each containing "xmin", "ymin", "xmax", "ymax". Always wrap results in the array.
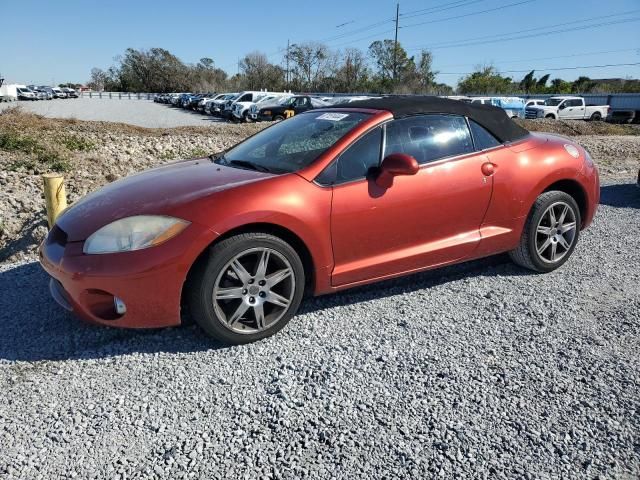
[{"xmin": 481, "ymin": 162, "xmax": 496, "ymax": 176}]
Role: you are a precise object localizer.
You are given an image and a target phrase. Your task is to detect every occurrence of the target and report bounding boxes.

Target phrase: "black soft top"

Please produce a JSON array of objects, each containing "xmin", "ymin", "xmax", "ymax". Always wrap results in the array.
[{"xmin": 332, "ymin": 96, "xmax": 529, "ymax": 143}]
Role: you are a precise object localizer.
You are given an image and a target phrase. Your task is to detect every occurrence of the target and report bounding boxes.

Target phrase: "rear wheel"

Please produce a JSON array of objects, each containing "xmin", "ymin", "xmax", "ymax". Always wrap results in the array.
[
  {"xmin": 188, "ymin": 233, "xmax": 305, "ymax": 344},
  {"xmin": 509, "ymin": 191, "xmax": 581, "ymax": 273},
  {"xmin": 273, "ymin": 114, "xmax": 285, "ymax": 122},
  {"xmin": 590, "ymin": 112, "xmax": 602, "ymax": 121}
]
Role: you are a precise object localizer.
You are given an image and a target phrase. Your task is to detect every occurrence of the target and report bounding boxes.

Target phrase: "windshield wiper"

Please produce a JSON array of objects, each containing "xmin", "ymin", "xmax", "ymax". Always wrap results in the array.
[{"xmin": 226, "ymin": 159, "xmax": 272, "ymax": 173}]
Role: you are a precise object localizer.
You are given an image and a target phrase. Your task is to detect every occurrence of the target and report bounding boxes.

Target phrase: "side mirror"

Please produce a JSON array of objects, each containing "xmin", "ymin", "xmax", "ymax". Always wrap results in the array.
[
  {"xmin": 559, "ymin": 103, "xmax": 566, "ymax": 110},
  {"xmin": 375, "ymin": 153, "xmax": 419, "ymax": 189}
]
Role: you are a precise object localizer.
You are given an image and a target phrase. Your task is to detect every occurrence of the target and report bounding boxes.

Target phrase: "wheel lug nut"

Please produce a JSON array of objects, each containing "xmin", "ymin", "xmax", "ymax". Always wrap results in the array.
[
  {"xmin": 248, "ymin": 279, "xmax": 254, "ymax": 284},
  {"xmin": 249, "ymin": 297, "xmax": 255, "ymax": 303},
  {"xmin": 242, "ymin": 289, "xmax": 248, "ymax": 295},
  {"xmin": 259, "ymin": 280, "xmax": 266, "ymax": 286},
  {"xmin": 259, "ymin": 292, "xmax": 266, "ymax": 298}
]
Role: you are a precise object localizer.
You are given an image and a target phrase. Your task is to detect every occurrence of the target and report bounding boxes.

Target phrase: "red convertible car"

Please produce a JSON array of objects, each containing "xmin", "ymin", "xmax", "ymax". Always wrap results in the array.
[{"xmin": 40, "ymin": 97, "xmax": 599, "ymax": 344}]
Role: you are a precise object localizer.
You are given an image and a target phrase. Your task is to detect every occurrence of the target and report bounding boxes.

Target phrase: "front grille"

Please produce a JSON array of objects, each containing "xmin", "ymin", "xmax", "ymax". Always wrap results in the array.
[{"xmin": 525, "ymin": 108, "xmax": 539, "ymax": 119}]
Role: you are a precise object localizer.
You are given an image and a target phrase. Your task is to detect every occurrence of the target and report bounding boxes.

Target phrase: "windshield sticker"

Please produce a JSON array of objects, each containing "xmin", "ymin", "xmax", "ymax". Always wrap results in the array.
[{"xmin": 316, "ymin": 113, "xmax": 349, "ymax": 121}]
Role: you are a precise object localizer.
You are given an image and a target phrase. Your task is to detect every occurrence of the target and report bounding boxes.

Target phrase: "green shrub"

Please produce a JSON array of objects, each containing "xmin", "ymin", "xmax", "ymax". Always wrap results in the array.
[
  {"xmin": 0, "ymin": 131, "xmax": 40, "ymax": 154},
  {"xmin": 61, "ymin": 135, "xmax": 95, "ymax": 152}
]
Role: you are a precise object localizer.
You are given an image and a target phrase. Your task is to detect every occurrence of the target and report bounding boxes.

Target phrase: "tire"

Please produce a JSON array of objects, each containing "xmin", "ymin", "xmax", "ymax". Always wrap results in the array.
[
  {"xmin": 509, "ymin": 191, "xmax": 581, "ymax": 273},
  {"xmin": 188, "ymin": 233, "xmax": 305, "ymax": 344},
  {"xmin": 545, "ymin": 114, "xmax": 556, "ymax": 119},
  {"xmin": 590, "ymin": 112, "xmax": 602, "ymax": 121},
  {"xmin": 243, "ymin": 112, "xmax": 253, "ymax": 123},
  {"xmin": 273, "ymin": 115, "xmax": 285, "ymax": 122}
]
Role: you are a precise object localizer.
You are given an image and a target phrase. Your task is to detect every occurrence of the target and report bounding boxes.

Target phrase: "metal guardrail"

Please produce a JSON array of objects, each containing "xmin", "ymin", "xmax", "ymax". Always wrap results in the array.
[{"xmin": 79, "ymin": 92, "xmax": 157, "ymax": 100}]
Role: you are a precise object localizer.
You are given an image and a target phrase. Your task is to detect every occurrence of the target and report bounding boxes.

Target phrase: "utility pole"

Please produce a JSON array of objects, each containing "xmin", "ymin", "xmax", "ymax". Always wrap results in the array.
[{"xmin": 393, "ymin": 3, "xmax": 399, "ymax": 83}]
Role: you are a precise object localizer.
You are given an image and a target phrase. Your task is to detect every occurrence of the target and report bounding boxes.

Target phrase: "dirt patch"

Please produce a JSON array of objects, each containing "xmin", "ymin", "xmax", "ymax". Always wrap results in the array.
[{"xmin": 517, "ymin": 118, "xmax": 640, "ymax": 137}]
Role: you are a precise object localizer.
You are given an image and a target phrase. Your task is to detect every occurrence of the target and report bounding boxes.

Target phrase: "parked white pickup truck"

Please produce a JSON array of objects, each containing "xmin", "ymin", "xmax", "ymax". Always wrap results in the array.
[{"xmin": 525, "ymin": 96, "xmax": 609, "ymax": 121}]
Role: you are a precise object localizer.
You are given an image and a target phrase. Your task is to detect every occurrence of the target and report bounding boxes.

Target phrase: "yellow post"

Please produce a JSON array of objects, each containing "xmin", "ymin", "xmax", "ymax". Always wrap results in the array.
[{"xmin": 42, "ymin": 173, "xmax": 67, "ymax": 228}]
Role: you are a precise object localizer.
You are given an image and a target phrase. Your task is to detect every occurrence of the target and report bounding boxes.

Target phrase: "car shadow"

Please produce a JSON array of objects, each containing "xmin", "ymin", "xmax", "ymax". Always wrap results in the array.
[
  {"xmin": 0, "ymin": 255, "xmax": 524, "ymax": 362},
  {"xmin": 599, "ymin": 183, "xmax": 640, "ymax": 209}
]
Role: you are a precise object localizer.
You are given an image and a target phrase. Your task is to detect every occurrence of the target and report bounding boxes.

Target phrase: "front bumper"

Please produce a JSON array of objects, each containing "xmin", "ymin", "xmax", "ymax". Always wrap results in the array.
[{"xmin": 39, "ymin": 223, "xmax": 218, "ymax": 329}]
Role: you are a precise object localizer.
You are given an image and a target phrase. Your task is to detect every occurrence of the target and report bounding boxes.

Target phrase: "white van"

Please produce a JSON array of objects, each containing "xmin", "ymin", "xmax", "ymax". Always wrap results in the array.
[{"xmin": 0, "ymin": 84, "xmax": 19, "ymax": 102}]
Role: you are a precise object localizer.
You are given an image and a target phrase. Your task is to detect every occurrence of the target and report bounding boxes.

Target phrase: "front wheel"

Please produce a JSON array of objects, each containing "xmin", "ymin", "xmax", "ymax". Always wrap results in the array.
[
  {"xmin": 509, "ymin": 191, "xmax": 581, "ymax": 273},
  {"xmin": 188, "ymin": 233, "xmax": 305, "ymax": 344}
]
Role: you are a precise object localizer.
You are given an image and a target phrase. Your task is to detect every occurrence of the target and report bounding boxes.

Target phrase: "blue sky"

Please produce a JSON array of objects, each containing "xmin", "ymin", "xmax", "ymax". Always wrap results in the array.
[{"xmin": 2, "ymin": 0, "xmax": 639, "ymax": 87}]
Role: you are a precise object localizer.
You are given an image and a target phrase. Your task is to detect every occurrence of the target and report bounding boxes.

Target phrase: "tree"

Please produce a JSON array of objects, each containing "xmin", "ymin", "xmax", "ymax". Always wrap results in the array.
[
  {"xmin": 519, "ymin": 70, "xmax": 536, "ymax": 93},
  {"xmin": 368, "ymin": 39, "xmax": 415, "ymax": 89},
  {"xmin": 239, "ymin": 52, "xmax": 284, "ymax": 91},
  {"xmin": 333, "ymin": 48, "xmax": 369, "ymax": 92},
  {"xmin": 536, "ymin": 74, "xmax": 550, "ymax": 90},
  {"xmin": 415, "ymin": 50, "xmax": 438, "ymax": 93},
  {"xmin": 571, "ymin": 76, "xmax": 596, "ymax": 93},
  {"xmin": 286, "ymin": 42, "xmax": 332, "ymax": 90},
  {"xmin": 87, "ymin": 68, "xmax": 110, "ymax": 91},
  {"xmin": 550, "ymin": 78, "xmax": 572, "ymax": 94},
  {"xmin": 457, "ymin": 66, "xmax": 513, "ymax": 94}
]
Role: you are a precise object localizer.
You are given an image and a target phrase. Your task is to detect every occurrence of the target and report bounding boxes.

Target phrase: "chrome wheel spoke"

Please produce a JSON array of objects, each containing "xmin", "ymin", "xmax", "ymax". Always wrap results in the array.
[
  {"xmin": 558, "ymin": 235, "xmax": 570, "ymax": 250},
  {"xmin": 537, "ymin": 237, "xmax": 551, "ymax": 255},
  {"xmin": 550, "ymin": 242, "xmax": 558, "ymax": 261},
  {"xmin": 255, "ymin": 250, "xmax": 270, "ymax": 278},
  {"xmin": 558, "ymin": 205, "xmax": 569, "ymax": 225},
  {"xmin": 230, "ymin": 260, "xmax": 251, "ymax": 284},
  {"xmin": 266, "ymin": 268, "xmax": 292, "ymax": 288},
  {"xmin": 537, "ymin": 225, "xmax": 552, "ymax": 235},
  {"xmin": 266, "ymin": 291, "xmax": 291, "ymax": 308},
  {"xmin": 560, "ymin": 221, "xmax": 576, "ymax": 234},
  {"xmin": 215, "ymin": 286, "xmax": 244, "ymax": 300},
  {"xmin": 227, "ymin": 302, "xmax": 250, "ymax": 326},
  {"xmin": 253, "ymin": 303, "xmax": 266, "ymax": 330},
  {"xmin": 548, "ymin": 207, "xmax": 557, "ymax": 225}
]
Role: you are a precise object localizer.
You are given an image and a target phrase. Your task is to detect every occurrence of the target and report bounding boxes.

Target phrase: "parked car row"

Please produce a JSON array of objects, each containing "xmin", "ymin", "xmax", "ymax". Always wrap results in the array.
[
  {"xmin": 15, "ymin": 85, "xmax": 78, "ymax": 101},
  {"xmin": 153, "ymin": 91, "xmax": 355, "ymax": 122}
]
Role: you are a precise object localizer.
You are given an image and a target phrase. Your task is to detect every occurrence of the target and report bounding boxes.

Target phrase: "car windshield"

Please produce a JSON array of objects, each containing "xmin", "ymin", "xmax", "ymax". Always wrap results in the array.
[
  {"xmin": 545, "ymin": 98, "xmax": 563, "ymax": 106},
  {"xmin": 216, "ymin": 111, "xmax": 371, "ymax": 174}
]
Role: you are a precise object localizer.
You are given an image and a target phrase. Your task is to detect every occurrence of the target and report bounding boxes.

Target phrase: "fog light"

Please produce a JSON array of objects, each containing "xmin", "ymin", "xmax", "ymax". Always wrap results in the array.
[{"xmin": 114, "ymin": 297, "xmax": 127, "ymax": 315}]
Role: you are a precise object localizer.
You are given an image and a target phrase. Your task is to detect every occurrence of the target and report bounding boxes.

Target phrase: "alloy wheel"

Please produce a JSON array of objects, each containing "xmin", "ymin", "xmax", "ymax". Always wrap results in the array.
[
  {"xmin": 535, "ymin": 201, "xmax": 577, "ymax": 264},
  {"xmin": 212, "ymin": 248, "xmax": 295, "ymax": 334}
]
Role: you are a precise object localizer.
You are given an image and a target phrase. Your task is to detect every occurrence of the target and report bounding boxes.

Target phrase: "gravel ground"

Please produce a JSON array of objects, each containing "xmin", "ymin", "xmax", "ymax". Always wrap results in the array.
[
  {"xmin": 0, "ymin": 180, "xmax": 638, "ymax": 479},
  {"xmin": 0, "ymin": 99, "xmax": 223, "ymax": 128}
]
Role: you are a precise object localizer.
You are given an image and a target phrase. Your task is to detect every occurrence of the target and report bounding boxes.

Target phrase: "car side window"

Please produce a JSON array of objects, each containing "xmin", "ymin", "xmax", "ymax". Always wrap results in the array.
[
  {"xmin": 384, "ymin": 115, "xmax": 474, "ymax": 164},
  {"xmin": 469, "ymin": 119, "xmax": 501, "ymax": 150},
  {"xmin": 334, "ymin": 127, "xmax": 383, "ymax": 183}
]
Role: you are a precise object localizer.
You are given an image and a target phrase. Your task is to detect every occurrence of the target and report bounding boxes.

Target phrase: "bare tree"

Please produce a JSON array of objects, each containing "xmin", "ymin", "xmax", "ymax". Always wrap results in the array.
[
  {"xmin": 239, "ymin": 52, "xmax": 284, "ymax": 91},
  {"xmin": 286, "ymin": 42, "xmax": 332, "ymax": 90}
]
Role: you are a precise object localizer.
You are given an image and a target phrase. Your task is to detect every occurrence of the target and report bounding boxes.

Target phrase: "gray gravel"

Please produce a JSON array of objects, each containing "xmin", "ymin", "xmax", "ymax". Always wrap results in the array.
[
  {"xmin": 0, "ymin": 180, "xmax": 638, "ymax": 479},
  {"xmin": 0, "ymin": 98, "xmax": 223, "ymax": 128}
]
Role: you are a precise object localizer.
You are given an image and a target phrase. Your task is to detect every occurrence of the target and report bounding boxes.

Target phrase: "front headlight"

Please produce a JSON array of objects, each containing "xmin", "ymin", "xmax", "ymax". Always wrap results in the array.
[{"xmin": 83, "ymin": 215, "xmax": 190, "ymax": 254}]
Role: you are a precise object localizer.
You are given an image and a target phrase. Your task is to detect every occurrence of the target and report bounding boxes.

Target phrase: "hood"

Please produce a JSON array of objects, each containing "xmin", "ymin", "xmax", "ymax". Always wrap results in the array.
[{"xmin": 57, "ymin": 159, "xmax": 274, "ymax": 241}]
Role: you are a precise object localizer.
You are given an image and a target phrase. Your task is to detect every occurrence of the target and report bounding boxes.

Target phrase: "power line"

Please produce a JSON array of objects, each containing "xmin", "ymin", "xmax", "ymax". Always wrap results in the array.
[
  {"xmin": 436, "ymin": 62, "xmax": 640, "ymax": 75},
  {"xmin": 407, "ymin": 9, "xmax": 640, "ymax": 50},
  {"xmin": 400, "ymin": 0, "xmax": 486, "ymax": 18},
  {"xmin": 422, "ymin": 17, "xmax": 640, "ymax": 50},
  {"xmin": 437, "ymin": 47, "xmax": 640, "ymax": 68},
  {"xmin": 400, "ymin": 0, "xmax": 535, "ymax": 29}
]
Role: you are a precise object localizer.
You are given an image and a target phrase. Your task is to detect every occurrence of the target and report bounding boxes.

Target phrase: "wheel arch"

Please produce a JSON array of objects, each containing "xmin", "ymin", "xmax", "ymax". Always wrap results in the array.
[
  {"xmin": 181, "ymin": 222, "xmax": 316, "ymax": 310},
  {"xmin": 541, "ymin": 179, "xmax": 588, "ymax": 228}
]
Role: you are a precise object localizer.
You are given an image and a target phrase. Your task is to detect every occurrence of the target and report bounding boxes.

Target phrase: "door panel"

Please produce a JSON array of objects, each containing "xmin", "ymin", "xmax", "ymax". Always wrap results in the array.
[{"xmin": 330, "ymin": 152, "xmax": 493, "ymax": 286}]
